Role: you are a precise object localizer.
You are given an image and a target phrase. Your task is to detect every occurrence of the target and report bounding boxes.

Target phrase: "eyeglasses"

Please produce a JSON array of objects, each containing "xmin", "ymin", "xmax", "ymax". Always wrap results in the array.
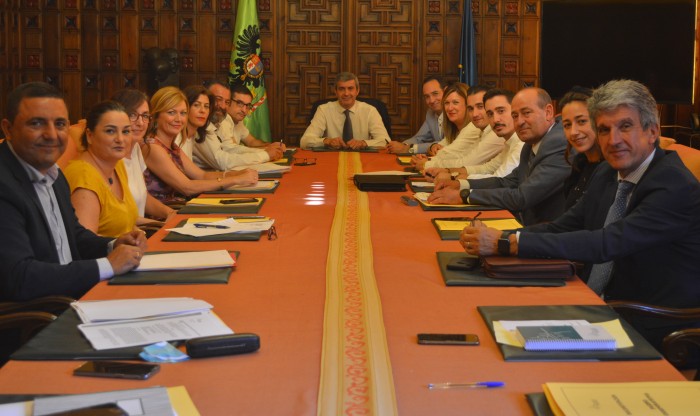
[
  {"xmin": 293, "ymin": 157, "xmax": 317, "ymax": 166},
  {"xmin": 129, "ymin": 112, "xmax": 151, "ymax": 122},
  {"xmin": 231, "ymin": 98, "xmax": 253, "ymax": 111},
  {"xmin": 267, "ymin": 225, "xmax": 278, "ymax": 240},
  {"xmin": 214, "ymin": 95, "xmax": 233, "ymax": 107}
]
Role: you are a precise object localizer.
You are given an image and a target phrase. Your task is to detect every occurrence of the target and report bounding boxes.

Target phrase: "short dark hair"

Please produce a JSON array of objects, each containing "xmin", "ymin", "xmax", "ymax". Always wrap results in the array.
[
  {"xmin": 422, "ymin": 75, "xmax": 447, "ymax": 90},
  {"xmin": 203, "ymin": 79, "xmax": 229, "ymax": 90},
  {"xmin": 466, "ymin": 84, "xmax": 491, "ymax": 98},
  {"xmin": 6, "ymin": 82, "xmax": 64, "ymax": 123},
  {"xmin": 230, "ymin": 83, "xmax": 253, "ymax": 98},
  {"xmin": 483, "ymin": 88, "xmax": 514, "ymax": 107},
  {"xmin": 110, "ymin": 89, "xmax": 149, "ymax": 115},
  {"xmin": 81, "ymin": 100, "xmax": 127, "ymax": 148}
]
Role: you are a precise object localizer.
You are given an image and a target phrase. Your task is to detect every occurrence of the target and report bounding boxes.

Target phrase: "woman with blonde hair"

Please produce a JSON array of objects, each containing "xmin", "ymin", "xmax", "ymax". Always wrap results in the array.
[
  {"xmin": 142, "ymin": 86, "xmax": 258, "ymax": 203},
  {"xmin": 64, "ymin": 101, "xmax": 138, "ymax": 237}
]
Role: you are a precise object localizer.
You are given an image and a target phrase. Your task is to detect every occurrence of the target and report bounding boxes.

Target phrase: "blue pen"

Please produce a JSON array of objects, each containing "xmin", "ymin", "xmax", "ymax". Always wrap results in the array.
[
  {"xmin": 193, "ymin": 223, "xmax": 229, "ymax": 229},
  {"xmin": 427, "ymin": 381, "xmax": 504, "ymax": 390}
]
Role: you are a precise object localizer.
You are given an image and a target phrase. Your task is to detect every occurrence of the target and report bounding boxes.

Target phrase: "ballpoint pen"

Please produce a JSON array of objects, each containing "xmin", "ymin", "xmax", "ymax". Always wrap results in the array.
[
  {"xmin": 427, "ymin": 381, "xmax": 504, "ymax": 390},
  {"xmin": 193, "ymin": 223, "xmax": 230, "ymax": 229},
  {"xmin": 470, "ymin": 211, "xmax": 483, "ymax": 226}
]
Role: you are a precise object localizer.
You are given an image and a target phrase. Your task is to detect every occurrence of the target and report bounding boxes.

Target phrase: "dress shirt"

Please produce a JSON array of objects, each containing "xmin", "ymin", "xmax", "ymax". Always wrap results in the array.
[
  {"xmin": 465, "ymin": 133, "xmax": 524, "ymax": 180},
  {"xmin": 300, "ymin": 100, "xmax": 390, "ymax": 149},
  {"xmin": 424, "ymin": 124, "xmax": 504, "ymax": 169},
  {"xmin": 191, "ymin": 122, "xmax": 269, "ymax": 171},
  {"xmin": 123, "ymin": 144, "xmax": 148, "ymax": 217}
]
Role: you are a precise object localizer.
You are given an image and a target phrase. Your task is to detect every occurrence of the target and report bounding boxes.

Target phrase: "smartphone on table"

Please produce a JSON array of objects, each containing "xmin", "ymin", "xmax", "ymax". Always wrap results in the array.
[
  {"xmin": 73, "ymin": 361, "xmax": 160, "ymax": 380},
  {"xmin": 417, "ymin": 333, "xmax": 480, "ymax": 345}
]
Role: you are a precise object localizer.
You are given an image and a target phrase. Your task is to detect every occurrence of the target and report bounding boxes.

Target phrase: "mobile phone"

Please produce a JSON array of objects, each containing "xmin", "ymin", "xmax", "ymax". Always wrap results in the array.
[
  {"xmin": 220, "ymin": 198, "xmax": 258, "ymax": 204},
  {"xmin": 446, "ymin": 256, "xmax": 479, "ymax": 271},
  {"xmin": 50, "ymin": 403, "xmax": 128, "ymax": 416},
  {"xmin": 73, "ymin": 361, "xmax": 160, "ymax": 380},
  {"xmin": 417, "ymin": 333, "xmax": 480, "ymax": 345}
]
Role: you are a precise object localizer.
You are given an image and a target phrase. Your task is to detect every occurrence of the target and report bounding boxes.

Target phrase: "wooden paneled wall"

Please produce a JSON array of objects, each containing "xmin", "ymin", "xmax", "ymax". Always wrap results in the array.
[{"xmin": 0, "ymin": 1, "xmax": 697, "ymax": 144}]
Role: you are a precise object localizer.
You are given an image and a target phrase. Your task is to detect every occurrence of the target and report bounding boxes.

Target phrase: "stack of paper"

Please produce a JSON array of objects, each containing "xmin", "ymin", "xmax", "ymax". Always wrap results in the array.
[
  {"xmin": 135, "ymin": 249, "xmax": 235, "ymax": 271},
  {"xmin": 231, "ymin": 162, "xmax": 291, "ymax": 174},
  {"xmin": 493, "ymin": 319, "xmax": 633, "ymax": 349},
  {"xmin": 225, "ymin": 180, "xmax": 278, "ymax": 191},
  {"xmin": 72, "ymin": 298, "xmax": 234, "ymax": 350},
  {"xmin": 542, "ymin": 381, "xmax": 700, "ymax": 416},
  {"xmin": 167, "ymin": 218, "xmax": 275, "ymax": 237}
]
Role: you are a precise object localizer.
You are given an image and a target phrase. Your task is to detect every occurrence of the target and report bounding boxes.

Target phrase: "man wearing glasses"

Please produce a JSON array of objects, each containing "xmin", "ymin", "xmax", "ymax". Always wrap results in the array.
[{"xmin": 192, "ymin": 81, "xmax": 284, "ymax": 171}]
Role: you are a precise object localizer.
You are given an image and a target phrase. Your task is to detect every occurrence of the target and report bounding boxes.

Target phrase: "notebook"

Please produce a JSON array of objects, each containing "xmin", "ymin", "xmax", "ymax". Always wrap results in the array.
[{"xmin": 516, "ymin": 325, "xmax": 617, "ymax": 351}]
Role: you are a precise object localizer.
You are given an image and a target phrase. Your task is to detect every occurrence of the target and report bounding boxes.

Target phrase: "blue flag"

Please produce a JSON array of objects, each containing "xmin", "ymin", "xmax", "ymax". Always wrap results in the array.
[{"xmin": 459, "ymin": 0, "xmax": 478, "ymax": 86}]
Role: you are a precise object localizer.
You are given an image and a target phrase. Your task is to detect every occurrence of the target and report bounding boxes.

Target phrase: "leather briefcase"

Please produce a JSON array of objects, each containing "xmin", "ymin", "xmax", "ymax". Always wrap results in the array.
[{"xmin": 481, "ymin": 256, "xmax": 575, "ymax": 280}]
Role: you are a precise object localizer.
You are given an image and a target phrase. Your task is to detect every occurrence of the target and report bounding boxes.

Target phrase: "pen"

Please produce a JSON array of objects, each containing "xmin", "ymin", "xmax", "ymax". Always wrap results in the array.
[
  {"xmin": 470, "ymin": 211, "xmax": 483, "ymax": 226},
  {"xmin": 428, "ymin": 381, "xmax": 504, "ymax": 390},
  {"xmin": 193, "ymin": 223, "xmax": 230, "ymax": 229},
  {"xmin": 424, "ymin": 171, "xmax": 434, "ymax": 179}
]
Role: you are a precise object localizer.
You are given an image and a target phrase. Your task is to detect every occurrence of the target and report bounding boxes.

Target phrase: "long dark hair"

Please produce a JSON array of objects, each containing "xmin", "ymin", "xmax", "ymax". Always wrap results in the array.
[{"xmin": 182, "ymin": 85, "xmax": 214, "ymax": 144}]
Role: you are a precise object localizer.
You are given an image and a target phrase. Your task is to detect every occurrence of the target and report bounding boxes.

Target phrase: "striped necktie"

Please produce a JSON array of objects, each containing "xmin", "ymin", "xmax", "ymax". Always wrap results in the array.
[{"xmin": 342, "ymin": 109, "xmax": 353, "ymax": 142}]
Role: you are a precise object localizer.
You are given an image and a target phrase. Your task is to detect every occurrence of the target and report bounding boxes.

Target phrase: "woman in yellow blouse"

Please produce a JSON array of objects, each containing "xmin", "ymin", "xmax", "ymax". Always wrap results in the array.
[{"xmin": 64, "ymin": 101, "xmax": 138, "ymax": 238}]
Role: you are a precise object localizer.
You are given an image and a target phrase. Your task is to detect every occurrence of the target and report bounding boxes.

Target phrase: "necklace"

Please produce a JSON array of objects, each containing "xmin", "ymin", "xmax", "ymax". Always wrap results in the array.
[{"xmin": 86, "ymin": 151, "xmax": 115, "ymax": 186}]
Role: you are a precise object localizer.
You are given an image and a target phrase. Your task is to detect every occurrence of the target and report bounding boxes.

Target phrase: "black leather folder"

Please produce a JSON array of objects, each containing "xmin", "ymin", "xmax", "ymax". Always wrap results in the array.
[
  {"xmin": 108, "ymin": 251, "xmax": 238, "ymax": 285},
  {"xmin": 11, "ymin": 309, "xmax": 143, "ymax": 361},
  {"xmin": 353, "ymin": 174, "xmax": 406, "ymax": 192},
  {"xmin": 526, "ymin": 393, "xmax": 555, "ymax": 416},
  {"xmin": 162, "ymin": 220, "xmax": 261, "ymax": 242},
  {"xmin": 417, "ymin": 198, "xmax": 501, "ymax": 211},
  {"xmin": 477, "ymin": 304, "xmax": 662, "ymax": 361},
  {"xmin": 437, "ymin": 252, "xmax": 566, "ymax": 287},
  {"xmin": 178, "ymin": 198, "xmax": 265, "ymax": 214}
]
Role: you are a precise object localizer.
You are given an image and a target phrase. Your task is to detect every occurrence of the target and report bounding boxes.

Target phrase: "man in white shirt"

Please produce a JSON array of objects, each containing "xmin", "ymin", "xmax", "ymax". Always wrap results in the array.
[
  {"xmin": 300, "ymin": 72, "xmax": 390, "ymax": 150},
  {"xmin": 426, "ymin": 88, "xmax": 523, "ymax": 182},
  {"xmin": 191, "ymin": 81, "xmax": 283, "ymax": 170},
  {"xmin": 386, "ymin": 76, "xmax": 445, "ymax": 154}
]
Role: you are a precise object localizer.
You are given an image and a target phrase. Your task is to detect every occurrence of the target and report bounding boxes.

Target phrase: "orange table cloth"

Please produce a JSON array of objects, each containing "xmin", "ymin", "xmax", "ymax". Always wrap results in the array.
[{"xmin": 0, "ymin": 150, "xmax": 684, "ymax": 415}]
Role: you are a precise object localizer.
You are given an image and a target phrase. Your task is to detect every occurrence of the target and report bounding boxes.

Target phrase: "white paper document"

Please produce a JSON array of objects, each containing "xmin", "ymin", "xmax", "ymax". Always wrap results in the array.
[
  {"xmin": 494, "ymin": 319, "xmax": 634, "ymax": 348},
  {"xmin": 231, "ymin": 162, "xmax": 290, "ymax": 173},
  {"xmin": 78, "ymin": 310, "xmax": 234, "ymax": 350},
  {"xmin": 72, "ymin": 297, "xmax": 213, "ymax": 324},
  {"xmin": 355, "ymin": 170, "xmax": 417, "ymax": 176},
  {"xmin": 225, "ymin": 180, "xmax": 278, "ymax": 191},
  {"xmin": 167, "ymin": 218, "xmax": 274, "ymax": 237},
  {"xmin": 135, "ymin": 249, "xmax": 234, "ymax": 271},
  {"xmin": 411, "ymin": 181, "xmax": 434, "ymax": 188}
]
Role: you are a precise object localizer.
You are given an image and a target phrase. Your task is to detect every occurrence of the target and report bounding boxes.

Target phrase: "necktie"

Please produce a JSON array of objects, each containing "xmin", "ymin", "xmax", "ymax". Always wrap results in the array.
[
  {"xmin": 342, "ymin": 109, "xmax": 353, "ymax": 142},
  {"xmin": 586, "ymin": 180, "xmax": 635, "ymax": 295},
  {"xmin": 527, "ymin": 150, "xmax": 536, "ymax": 171}
]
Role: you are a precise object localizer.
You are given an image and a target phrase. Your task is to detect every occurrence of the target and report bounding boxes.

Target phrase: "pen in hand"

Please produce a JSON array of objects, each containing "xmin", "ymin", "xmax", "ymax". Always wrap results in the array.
[
  {"xmin": 193, "ymin": 223, "xmax": 230, "ymax": 229},
  {"xmin": 428, "ymin": 381, "xmax": 504, "ymax": 390},
  {"xmin": 470, "ymin": 211, "xmax": 483, "ymax": 226}
]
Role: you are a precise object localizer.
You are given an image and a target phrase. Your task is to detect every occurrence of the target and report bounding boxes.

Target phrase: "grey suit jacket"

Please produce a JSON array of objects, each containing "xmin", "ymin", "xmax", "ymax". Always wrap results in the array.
[
  {"xmin": 468, "ymin": 120, "xmax": 570, "ymax": 225},
  {"xmin": 404, "ymin": 110, "xmax": 441, "ymax": 153}
]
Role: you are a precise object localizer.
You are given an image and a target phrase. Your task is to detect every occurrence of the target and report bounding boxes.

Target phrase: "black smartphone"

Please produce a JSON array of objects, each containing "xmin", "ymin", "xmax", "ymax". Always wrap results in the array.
[
  {"xmin": 73, "ymin": 361, "xmax": 160, "ymax": 380},
  {"xmin": 417, "ymin": 333, "xmax": 480, "ymax": 345},
  {"xmin": 220, "ymin": 198, "xmax": 258, "ymax": 204},
  {"xmin": 446, "ymin": 256, "xmax": 479, "ymax": 271},
  {"xmin": 50, "ymin": 403, "xmax": 129, "ymax": 416}
]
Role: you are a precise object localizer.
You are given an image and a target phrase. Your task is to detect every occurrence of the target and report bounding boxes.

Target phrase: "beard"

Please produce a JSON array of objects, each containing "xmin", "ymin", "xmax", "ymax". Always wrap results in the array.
[{"xmin": 210, "ymin": 108, "xmax": 226, "ymax": 126}]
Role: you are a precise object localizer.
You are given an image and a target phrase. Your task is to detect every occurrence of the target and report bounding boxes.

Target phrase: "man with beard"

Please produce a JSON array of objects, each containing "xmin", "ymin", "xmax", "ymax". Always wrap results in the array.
[{"xmin": 190, "ymin": 81, "xmax": 283, "ymax": 170}]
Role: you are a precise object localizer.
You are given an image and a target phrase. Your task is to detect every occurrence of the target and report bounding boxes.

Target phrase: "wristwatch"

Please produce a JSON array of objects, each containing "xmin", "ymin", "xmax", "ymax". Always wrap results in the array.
[
  {"xmin": 459, "ymin": 189, "xmax": 471, "ymax": 204},
  {"xmin": 498, "ymin": 231, "xmax": 512, "ymax": 256}
]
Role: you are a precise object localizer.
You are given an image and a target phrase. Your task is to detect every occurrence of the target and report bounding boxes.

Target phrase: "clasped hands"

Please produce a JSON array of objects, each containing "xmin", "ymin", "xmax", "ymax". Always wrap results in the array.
[
  {"xmin": 108, "ymin": 228, "xmax": 149, "ymax": 275},
  {"xmin": 323, "ymin": 137, "xmax": 367, "ymax": 150}
]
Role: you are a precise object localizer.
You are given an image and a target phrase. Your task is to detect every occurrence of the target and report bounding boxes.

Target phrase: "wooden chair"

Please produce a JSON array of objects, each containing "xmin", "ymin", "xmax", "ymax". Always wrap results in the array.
[
  {"xmin": 0, "ymin": 296, "xmax": 74, "ymax": 366},
  {"xmin": 608, "ymin": 301, "xmax": 700, "ymax": 379}
]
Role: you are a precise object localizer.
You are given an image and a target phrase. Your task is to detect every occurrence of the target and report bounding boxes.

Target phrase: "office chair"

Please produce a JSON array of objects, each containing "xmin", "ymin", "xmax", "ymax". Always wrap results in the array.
[
  {"xmin": 672, "ymin": 113, "xmax": 700, "ymax": 149},
  {"xmin": 308, "ymin": 97, "xmax": 392, "ymax": 137},
  {"xmin": 608, "ymin": 301, "xmax": 700, "ymax": 380}
]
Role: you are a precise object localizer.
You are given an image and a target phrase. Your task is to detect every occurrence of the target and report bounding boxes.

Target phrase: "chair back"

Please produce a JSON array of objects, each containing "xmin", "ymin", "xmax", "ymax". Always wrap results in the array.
[
  {"xmin": 660, "ymin": 137, "xmax": 700, "ymax": 181},
  {"xmin": 308, "ymin": 97, "xmax": 392, "ymax": 137}
]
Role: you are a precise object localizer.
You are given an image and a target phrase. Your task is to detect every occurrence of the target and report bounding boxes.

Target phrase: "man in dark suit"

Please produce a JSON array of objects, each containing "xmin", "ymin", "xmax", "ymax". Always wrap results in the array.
[
  {"xmin": 0, "ymin": 82, "xmax": 146, "ymax": 301},
  {"xmin": 461, "ymin": 80, "xmax": 700, "ymax": 347},
  {"xmin": 428, "ymin": 87, "xmax": 570, "ymax": 226}
]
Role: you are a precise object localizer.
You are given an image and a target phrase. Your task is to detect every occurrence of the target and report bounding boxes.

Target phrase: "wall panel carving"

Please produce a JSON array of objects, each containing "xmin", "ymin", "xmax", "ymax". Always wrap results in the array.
[{"xmin": 0, "ymin": 0, "xmax": 696, "ymax": 142}]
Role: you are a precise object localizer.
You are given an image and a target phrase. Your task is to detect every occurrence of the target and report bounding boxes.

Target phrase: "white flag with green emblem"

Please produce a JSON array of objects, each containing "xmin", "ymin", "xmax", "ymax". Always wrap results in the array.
[{"xmin": 229, "ymin": 0, "xmax": 271, "ymax": 141}]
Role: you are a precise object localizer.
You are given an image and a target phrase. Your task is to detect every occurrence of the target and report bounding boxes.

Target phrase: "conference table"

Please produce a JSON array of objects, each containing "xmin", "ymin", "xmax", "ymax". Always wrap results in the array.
[{"xmin": 0, "ymin": 150, "xmax": 685, "ymax": 415}]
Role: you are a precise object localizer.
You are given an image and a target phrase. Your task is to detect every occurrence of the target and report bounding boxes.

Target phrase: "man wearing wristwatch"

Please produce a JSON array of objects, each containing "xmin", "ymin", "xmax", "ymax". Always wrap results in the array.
[
  {"xmin": 459, "ymin": 80, "xmax": 700, "ymax": 352},
  {"xmin": 386, "ymin": 76, "xmax": 445, "ymax": 154},
  {"xmin": 428, "ymin": 87, "xmax": 570, "ymax": 226}
]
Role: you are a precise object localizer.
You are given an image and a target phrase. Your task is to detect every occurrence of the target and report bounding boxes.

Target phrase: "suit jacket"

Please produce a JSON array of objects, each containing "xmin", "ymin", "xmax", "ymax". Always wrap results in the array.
[
  {"xmin": 0, "ymin": 142, "xmax": 111, "ymax": 301},
  {"xmin": 404, "ymin": 110, "xmax": 441, "ymax": 153},
  {"xmin": 468, "ymin": 120, "xmax": 570, "ymax": 225},
  {"xmin": 520, "ymin": 148, "xmax": 700, "ymax": 308}
]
